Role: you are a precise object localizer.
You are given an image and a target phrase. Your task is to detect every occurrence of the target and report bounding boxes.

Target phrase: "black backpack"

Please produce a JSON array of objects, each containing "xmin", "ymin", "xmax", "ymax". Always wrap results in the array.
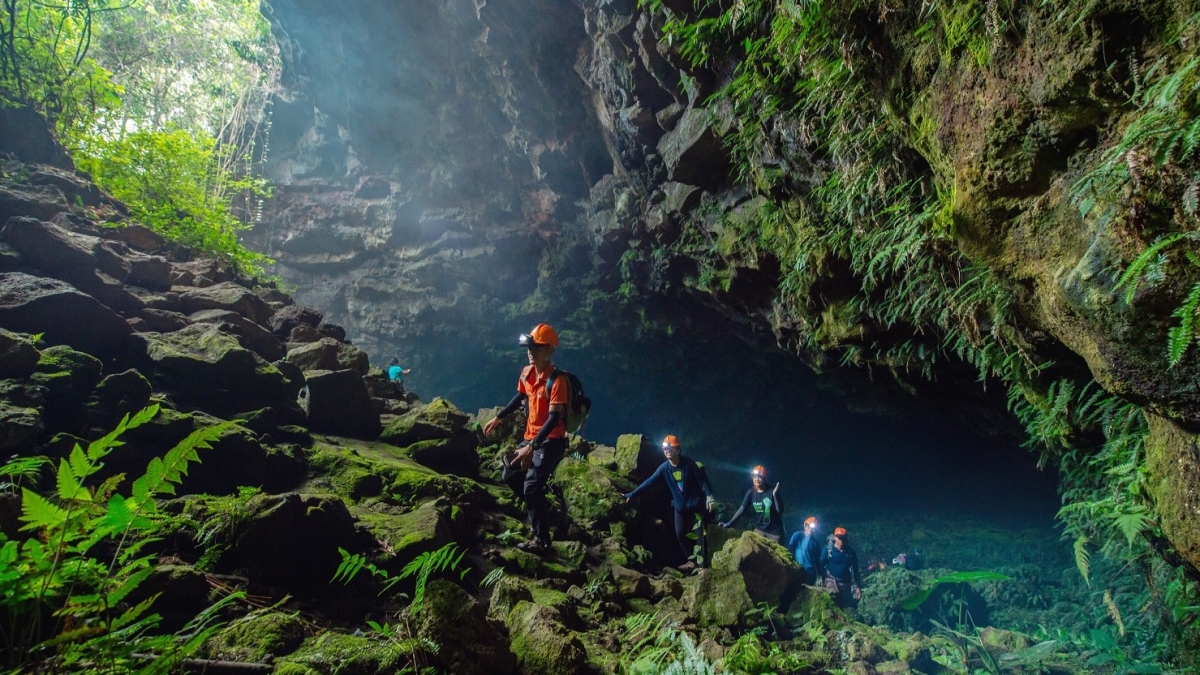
[{"xmin": 546, "ymin": 368, "xmax": 591, "ymax": 433}]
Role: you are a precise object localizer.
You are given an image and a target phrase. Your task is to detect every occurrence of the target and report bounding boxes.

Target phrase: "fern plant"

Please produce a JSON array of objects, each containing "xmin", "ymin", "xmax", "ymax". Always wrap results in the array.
[{"xmin": 0, "ymin": 404, "xmax": 235, "ymax": 673}]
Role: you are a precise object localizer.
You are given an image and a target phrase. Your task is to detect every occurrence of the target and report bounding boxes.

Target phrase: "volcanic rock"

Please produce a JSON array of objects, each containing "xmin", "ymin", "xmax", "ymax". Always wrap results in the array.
[
  {"xmin": 297, "ymin": 368, "xmax": 380, "ymax": 439},
  {"xmin": 711, "ymin": 530, "xmax": 803, "ymax": 607},
  {"xmin": 179, "ymin": 282, "xmax": 274, "ymax": 326},
  {"xmin": 0, "ymin": 273, "xmax": 130, "ymax": 355},
  {"xmin": 127, "ymin": 322, "xmax": 296, "ymax": 402},
  {"xmin": 284, "ymin": 337, "xmax": 369, "ymax": 374}
]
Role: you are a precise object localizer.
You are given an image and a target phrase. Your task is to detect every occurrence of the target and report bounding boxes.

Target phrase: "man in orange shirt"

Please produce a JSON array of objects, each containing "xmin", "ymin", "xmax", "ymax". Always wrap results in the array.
[{"xmin": 483, "ymin": 323, "xmax": 569, "ymax": 554}]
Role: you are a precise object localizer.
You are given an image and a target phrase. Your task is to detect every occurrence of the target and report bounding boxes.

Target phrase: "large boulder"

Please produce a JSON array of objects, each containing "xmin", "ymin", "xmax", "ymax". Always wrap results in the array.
[
  {"xmin": 269, "ymin": 303, "xmax": 322, "ymax": 339},
  {"xmin": 680, "ymin": 567, "xmax": 753, "ymax": 629},
  {"xmin": 402, "ymin": 433, "xmax": 480, "ymax": 478},
  {"xmin": 379, "ymin": 398, "xmax": 469, "ymax": 447},
  {"xmin": 127, "ymin": 323, "xmax": 296, "ymax": 401},
  {"xmin": 178, "ymin": 282, "xmax": 274, "ymax": 326},
  {"xmin": 189, "ymin": 309, "xmax": 285, "ymax": 362},
  {"xmin": 0, "ymin": 272, "xmax": 130, "ymax": 355},
  {"xmin": 711, "ymin": 531, "xmax": 803, "ymax": 607},
  {"xmin": 0, "ymin": 404, "xmax": 42, "ymax": 452},
  {"xmin": 284, "ymin": 337, "xmax": 369, "ymax": 374},
  {"xmin": 298, "ymin": 369, "xmax": 381, "ymax": 438},
  {"xmin": 503, "ymin": 601, "xmax": 587, "ymax": 675},
  {"xmin": 0, "ymin": 328, "xmax": 39, "ymax": 378},
  {"xmin": 126, "ymin": 251, "xmax": 172, "ymax": 291},
  {"xmin": 554, "ymin": 456, "xmax": 630, "ymax": 528},
  {"xmin": 224, "ymin": 493, "xmax": 365, "ymax": 591},
  {"xmin": 202, "ymin": 611, "xmax": 307, "ymax": 664},
  {"xmin": 360, "ymin": 499, "xmax": 455, "ymax": 561},
  {"xmin": 417, "ymin": 580, "xmax": 517, "ymax": 675},
  {"xmin": 2, "ymin": 216, "xmax": 130, "ymax": 282}
]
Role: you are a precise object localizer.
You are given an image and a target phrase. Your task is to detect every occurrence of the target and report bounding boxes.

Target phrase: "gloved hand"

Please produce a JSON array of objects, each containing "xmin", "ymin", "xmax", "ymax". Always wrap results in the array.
[
  {"xmin": 718, "ymin": 521, "xmax": 729, "ymax": 528},
  {"xmin": 852, "ymin": 585, "xmax": 862, "ymax": 600},
  {"xmin": 705, "ymin": 495, "xmax": 716, "ymax": 512}
]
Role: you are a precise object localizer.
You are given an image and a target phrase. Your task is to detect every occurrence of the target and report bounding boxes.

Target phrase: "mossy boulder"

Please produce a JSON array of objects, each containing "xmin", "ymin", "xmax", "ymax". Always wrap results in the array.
[
  {"xmin": 615, "ymin": 433, "xmax": 655, "ymax": 478},
  {"xmin": 1146, "ymin": 414, "xmax": 1200, "ymax": 571},
  {"xmin": 711, "ymin": 530, "xmax": 802, "ymax": 607},
  {"xmin": 129, "ymin": 323, "xmax": 296, "ymax": 401},
  {"xmin": 0, "ymin": 403, "xmax": 41, "ymax": 452},
  {"xmin": 203, "ymin": 611, "xmax": 307, "ymax": 663},
  {"xmin": 32, "ymin": 344, "xmax": 103, "ymax": 399},
  {"xmin": 356, "ymin": 499, "xmax": 454, "ymax": 564},
  {"xmin": 225, "ymin": 493, "xmax": 366, "ymax": 592},
  {"xmin": 680, "ymin": 567, "xmax": 753, "ymax": 629},
  {"xmin": 503, "ymin": 601, "xmax": 588, "ymax": 675},
  {"xmin": 401, "ymin": 432, "xmax": 480, "ymax": 478},
  {"xmin": 379, "ymin": 397, "xmax": 470, "ymax": 447},
  {"xmin": 554, "ymin": 456, "xmax": 630, "ymax": 528},
  {"xmin": 307, "ymin": 441, "xmax": 489, "ymax": 510},
  {"xmin": 276, "ymin": 631, "xmax": 415, "ymax": 675},
  {"xmin": 610, "ymin": 564, "xmax": 653, "ymax": 599},
  {"xmin": 417, "ymin": 579, "xmax": 517, "ymax": 675},
  {"xmin": 785, "ymin": 585, "xmax": 844, "ymax": 629},
  {"xmin": 299, "ymin": 368, "xmax": 381, "ymax": 439},
  {"xmin": 285, "ymin": 337, "xmax": 369, "ymax": 375},
  {"xmin": 0, "ymin": 328, "xmax": 38, "ymax": 378},
  {"xmin": 488, "ymin": 575, "xmax": 534, "ymax": 615}
]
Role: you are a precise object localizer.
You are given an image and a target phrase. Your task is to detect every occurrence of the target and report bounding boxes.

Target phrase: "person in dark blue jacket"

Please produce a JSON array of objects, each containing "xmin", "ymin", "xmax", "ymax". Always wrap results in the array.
[
  {"xmin": 623, "ymin": 434, "xmax": 716, "ymax": 571},
  {"xmin": 820, "ymin": 526, "xmax": 863, "ymax": 608},
  {"xmin": 787, "ymin": 516, "xmax": 822, "ymax": 585}
]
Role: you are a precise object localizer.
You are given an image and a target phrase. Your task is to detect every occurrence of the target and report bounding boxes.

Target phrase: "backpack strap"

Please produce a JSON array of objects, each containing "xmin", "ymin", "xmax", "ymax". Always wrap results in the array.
[{"xmin": 545, "ymin": 367, "xmax": 570, "ymax": 426}]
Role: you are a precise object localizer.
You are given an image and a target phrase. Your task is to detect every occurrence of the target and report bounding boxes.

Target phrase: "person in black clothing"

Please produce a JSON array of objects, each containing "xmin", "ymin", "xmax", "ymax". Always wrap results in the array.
[
  {"xmin": 720, "ymin": 465, "xmax": 785, "ymax": 542},
  {"xmin": 820, "ymin": 526, "xmax": 863, "ymax": 608},
  {"xmin": 623, "ymin": 434, "xmax": 716, "ymax": 571}
]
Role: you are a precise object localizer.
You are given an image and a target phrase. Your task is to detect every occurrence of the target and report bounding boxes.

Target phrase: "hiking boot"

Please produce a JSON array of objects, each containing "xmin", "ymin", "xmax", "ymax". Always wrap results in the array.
[{"xmin": 516, "ymin": 539, "xmax": 549, "ymax": 555}]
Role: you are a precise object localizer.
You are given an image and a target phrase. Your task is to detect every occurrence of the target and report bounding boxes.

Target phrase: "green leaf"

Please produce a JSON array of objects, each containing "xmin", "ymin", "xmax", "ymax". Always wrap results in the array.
[
  {"xmin": 55, "ymin": 458, "xmax": 86, "ymax": 503},
  {"xmin": 1073, "ymin": 535, "xmax": 1091, "ymax": 586},
  {"xmin": 20, "ymin": 488, "xmax": 67, "ymax": 531},
  {"xmin": 110, "ymin": 593, "xmax": 160, "ymax": 631}
]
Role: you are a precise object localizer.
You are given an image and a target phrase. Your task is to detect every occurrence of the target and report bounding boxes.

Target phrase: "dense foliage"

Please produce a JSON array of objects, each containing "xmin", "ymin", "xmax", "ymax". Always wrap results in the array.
[
  {"xmin": 0, "ymin": 405, "xmax": 238, "ymax": 672},
  {"xmin": 0, "ymin": 0, "xmax": 277, "ymax": 276},
  {"xmin": 636, "ymin": 0, "xmax": 1200, "ymax": 665}
]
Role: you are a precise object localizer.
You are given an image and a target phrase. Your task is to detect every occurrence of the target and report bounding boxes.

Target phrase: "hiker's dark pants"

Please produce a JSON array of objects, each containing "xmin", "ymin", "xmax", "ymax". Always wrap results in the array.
[
  {"xmin": 509, "ymin": 437, "xmax": 567, "ymax": 545},
  {"xmin": 674, "ymin": 507, "xmax": 706, "ymax": 565}
]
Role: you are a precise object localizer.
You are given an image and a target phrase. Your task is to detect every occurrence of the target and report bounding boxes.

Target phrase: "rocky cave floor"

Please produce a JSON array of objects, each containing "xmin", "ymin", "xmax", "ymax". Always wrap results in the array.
[{"xmin": 0, "ymin": 155, "xmax": 1163, "ymax": 674}]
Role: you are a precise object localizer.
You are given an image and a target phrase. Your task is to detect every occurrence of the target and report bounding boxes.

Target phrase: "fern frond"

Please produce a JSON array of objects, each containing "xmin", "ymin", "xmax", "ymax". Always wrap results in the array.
[
  {"xmin": 1073, "ymin": 535, "xmax": 1091, "ymax": 586},
  {"xmin": 1114, "ymin": 232, "xmax": 1191, "ymax": 302},
  {"xmin": 1113, "ymin": 511, "xmax": 1152, "ymax": 547},
  {"xmin": 1167, "ymin": 280, "xmax": 1200, "ymax": 365}
]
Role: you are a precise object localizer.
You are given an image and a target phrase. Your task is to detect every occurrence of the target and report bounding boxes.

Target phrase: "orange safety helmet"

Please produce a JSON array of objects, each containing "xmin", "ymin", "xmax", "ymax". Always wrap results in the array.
[
  {"xmin": 751, "ymin": 465, "xmax": 767, "ymax": 478},
  {"xmin": 519, "ymin": 323, "xmax": 559, "ymax": 348},
  {"xmin": 833, "ymin": 526, "xmax": 848, "ymax": 537},
  {"xmin": 804, "ymin": 517, "xmax": 818, "ymax": 527},
  {"xmin": 662, "ymin": 434, "xmax": 681, "ymax": 448}
]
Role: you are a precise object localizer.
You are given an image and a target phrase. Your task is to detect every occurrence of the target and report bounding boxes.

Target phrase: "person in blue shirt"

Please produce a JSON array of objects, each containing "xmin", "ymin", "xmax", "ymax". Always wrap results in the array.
[
  {"xmin": 788, "ymin": 516, "xmax": 822, "ymax": 585},
  {"xmin": 387, "ymin": 357, "xmax": 411, "ymax": 393},
  {"xmin": 821, "ymin": 526, "xmax": 863, "ymax": 608},
  {"xmin": 623, "ymin": 434, "xmax": 716, "ymax": 571}
]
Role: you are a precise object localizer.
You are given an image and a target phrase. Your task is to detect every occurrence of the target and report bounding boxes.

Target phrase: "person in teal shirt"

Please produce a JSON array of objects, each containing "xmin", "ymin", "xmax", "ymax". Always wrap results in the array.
[{"xmin": 387, "ymin": 357, "xmax": 411, "ymax": 393}]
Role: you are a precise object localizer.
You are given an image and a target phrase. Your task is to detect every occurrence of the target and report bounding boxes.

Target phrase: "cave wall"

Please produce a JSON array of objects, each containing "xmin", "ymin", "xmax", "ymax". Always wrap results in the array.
[{"xmin": 256, "ymin": 0, "xmax": 1200, "ymax": 568}]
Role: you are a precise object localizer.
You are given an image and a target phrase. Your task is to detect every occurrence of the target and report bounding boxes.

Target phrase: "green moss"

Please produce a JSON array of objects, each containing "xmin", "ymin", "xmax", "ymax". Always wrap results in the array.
[
  {"xmin": 553, "ymin": 457, "xmax": 629, "ymax": 527},
  {"xmin": 204, "ymin": 611, "xmax": 306, "ymax": 662},
  {"xmin": 355, "ymin": 500, "xmax": 451, "ymax": 562},
  {"xmin": 503, "ymin": 601, "xmax": 587, "ymax": 675},
  {"xmin": 275, "ymin": 632, "xmax": 412, "ymax": 675}
]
